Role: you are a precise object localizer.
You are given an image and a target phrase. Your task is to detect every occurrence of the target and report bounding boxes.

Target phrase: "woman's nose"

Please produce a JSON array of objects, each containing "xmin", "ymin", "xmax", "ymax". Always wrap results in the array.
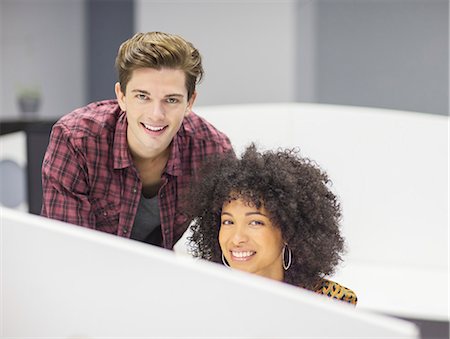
[{"xmin": 231, "ymin": 224, "xmax": 248, "ymax": 245}]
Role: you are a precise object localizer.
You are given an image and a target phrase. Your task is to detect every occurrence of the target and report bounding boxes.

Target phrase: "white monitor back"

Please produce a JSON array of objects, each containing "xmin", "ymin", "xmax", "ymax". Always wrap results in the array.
[{"xmin": 1, "ymin": 208, "xmax": 418, "ymax": 338}]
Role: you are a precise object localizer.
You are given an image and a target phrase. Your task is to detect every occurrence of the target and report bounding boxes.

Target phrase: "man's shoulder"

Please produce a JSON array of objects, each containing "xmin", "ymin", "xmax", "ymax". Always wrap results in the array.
[
  {"xmin": 171, "ymin": 111, "xmax": 233, "ymax": 175},
  {"xmin": 55, "ymin": 100, "xmax": 122, "ymax": 137},
  {"xmin": 182, "ymin": 111, "xmax": 229, "ymax": 143}
]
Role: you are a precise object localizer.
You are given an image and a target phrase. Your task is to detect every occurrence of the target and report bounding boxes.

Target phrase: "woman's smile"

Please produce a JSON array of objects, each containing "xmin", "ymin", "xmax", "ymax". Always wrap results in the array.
[
  {"xmin": 230, "ymin": 250, "xmax": 256, "ymax": 261},
  {"xmin": 219, "ymin": 198, "xmax": 284, "ymax": 281}
]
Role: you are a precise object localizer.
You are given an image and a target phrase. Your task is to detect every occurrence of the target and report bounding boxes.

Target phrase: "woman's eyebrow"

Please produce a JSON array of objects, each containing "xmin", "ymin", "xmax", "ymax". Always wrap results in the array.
[
  {"xmin": 245, "ymin": 211, "xmax": 267, "ymax": 217},
  {"xmin": 221, "ymin": 211, "xmax": 268, "ymax": 217}
]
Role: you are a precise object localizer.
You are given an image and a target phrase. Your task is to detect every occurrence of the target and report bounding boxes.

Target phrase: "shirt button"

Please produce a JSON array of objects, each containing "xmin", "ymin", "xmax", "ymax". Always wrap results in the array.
[
  {"xmin": 103, "ymin": 211, "xmax": 108, "ymax": 216},
  {"xmin": 132, "ymin": 187, "xmax": 137, "ymax": 193},
  {"xmin": 122, "ymin": 227, "xmax": 128, "ymax": 235},
  {"xmin": 164, "ymin": 228, "xmax": 169, "ymax": 235}
]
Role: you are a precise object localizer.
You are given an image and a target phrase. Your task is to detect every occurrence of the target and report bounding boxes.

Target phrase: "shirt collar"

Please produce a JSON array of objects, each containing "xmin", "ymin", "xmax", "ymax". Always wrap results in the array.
[
  {"xmin": 113, "ymin": 111, "xmax": 133, "ymax": 169},
  {"xmin": 165, "ymin": 118, "xmax": 190, "ymax": 177}
]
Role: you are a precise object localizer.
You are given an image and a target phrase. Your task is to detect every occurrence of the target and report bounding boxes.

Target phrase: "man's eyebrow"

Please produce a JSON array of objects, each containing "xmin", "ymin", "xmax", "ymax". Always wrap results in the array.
[
  {"xmin": 130, "ymin": 90, "xmax": 184, "ymax": 98},
  {"xmin": 165, "ymin": 93, "xmax": 184, "ymax": 98},
  {"xmin": 131, "ymin": 89, "xmax": 150, "ymax": 94}
]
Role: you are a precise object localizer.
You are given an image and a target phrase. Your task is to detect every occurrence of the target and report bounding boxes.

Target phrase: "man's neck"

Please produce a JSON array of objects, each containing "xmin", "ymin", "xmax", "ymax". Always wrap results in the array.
[{"xmin": 133, "ymin": 147, "xmax": 170, "ymax": 191}]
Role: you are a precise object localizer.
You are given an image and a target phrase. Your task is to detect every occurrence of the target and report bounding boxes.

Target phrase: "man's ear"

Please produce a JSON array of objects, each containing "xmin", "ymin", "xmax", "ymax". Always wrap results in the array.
[
  {"xmin": 115, "ymin": 82, "xmax": 126, "ymax": 111},
  {"xmin": 185, "ymin": 91, "xmax": 197, "ymax": 116}
]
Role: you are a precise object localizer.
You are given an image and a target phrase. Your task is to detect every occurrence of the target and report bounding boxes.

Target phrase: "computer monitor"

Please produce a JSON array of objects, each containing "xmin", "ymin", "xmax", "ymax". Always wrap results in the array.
[{"xmin": 1, "ymin": 208, "xmax": 418, "ymax": 338}]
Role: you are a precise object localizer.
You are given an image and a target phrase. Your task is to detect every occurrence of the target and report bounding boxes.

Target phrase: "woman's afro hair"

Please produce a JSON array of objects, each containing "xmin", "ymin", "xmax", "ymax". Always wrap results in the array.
[{"xmin": 185, "ymin": 143, "xmax": 345, "ymax": 289}]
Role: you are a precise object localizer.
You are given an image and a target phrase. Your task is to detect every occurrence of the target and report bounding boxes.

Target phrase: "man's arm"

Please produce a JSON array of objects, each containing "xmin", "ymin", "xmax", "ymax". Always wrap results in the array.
[{"xmin": 41, "ymin": 123, "xmax": 95, "ymax": 227}]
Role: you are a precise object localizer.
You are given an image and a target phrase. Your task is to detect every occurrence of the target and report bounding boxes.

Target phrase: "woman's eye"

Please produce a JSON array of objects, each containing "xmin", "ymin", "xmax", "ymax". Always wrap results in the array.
[
  {"xmin": 250, "ymin": 220, "xmax": 264, "ymax": 227},
  {"xmin": 221, "ymin": 219, "xmax": 233, "ymax": 226}
]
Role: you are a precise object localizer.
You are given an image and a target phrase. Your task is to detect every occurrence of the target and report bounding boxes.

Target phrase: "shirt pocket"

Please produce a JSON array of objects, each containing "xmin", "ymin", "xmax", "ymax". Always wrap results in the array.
[{"xmin": 91, "ymin": 199, "xmax": 119, "ymax": 234}]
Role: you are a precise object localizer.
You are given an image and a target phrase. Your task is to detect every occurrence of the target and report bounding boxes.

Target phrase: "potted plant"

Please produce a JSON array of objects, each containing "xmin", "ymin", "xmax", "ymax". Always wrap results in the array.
[{"xmin": 17, "ymin": 86, "xmax": 41, "ymax": 115}]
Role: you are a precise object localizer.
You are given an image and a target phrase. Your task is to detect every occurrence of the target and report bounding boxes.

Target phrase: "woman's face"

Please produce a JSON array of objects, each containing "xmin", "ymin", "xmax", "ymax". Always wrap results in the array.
[{"xmin": 219, "ymin": 198, "xmax": 284, "ymax": 281}]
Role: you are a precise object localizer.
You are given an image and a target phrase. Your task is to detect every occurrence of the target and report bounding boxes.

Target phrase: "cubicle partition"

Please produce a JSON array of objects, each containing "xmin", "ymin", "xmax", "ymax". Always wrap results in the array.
[
  {"xmin": 191, "ymin": 103, "xmax": 448, "ymax": 326},
  {"xmin": 2, "ymin": 207, "xmax": 418, "ymax": 338},
  {"xmin": 1, "ymin": 103, "xmax": 447, "ymax": 337}
]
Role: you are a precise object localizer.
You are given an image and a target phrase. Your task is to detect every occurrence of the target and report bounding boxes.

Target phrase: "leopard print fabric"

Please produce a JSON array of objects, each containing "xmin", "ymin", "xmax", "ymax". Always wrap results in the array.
[{"xmin": 313, "ymin": 279, "xmax": 358, "ymax": 305}]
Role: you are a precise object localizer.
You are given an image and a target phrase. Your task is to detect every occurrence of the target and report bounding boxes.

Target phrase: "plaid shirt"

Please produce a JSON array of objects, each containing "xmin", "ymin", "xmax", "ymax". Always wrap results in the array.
[{"xmin": 41, "ymin": 100, "xmax": 233, "ymax": 249}]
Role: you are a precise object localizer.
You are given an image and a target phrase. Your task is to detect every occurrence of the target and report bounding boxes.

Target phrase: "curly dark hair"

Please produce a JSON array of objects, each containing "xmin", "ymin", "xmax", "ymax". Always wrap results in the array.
[{"xmin": 185, "ymin": 143, "xmax": 345, "ymax": 290}]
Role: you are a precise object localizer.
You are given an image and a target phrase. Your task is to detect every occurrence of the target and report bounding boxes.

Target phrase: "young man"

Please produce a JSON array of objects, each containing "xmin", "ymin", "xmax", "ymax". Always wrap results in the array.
[{"xmin": 41, "ymin": 32, "xmax": 233, "ymax": 249}]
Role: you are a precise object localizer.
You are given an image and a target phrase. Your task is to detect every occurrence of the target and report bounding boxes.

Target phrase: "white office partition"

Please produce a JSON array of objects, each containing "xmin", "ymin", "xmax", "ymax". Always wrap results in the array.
[
  {"xmin": 1, "ymin": 208, "xmax": 418, "ymax": 338},
  {"xmin": 193, "ymin": 103, "xmax": 448, "ymax": 321}
]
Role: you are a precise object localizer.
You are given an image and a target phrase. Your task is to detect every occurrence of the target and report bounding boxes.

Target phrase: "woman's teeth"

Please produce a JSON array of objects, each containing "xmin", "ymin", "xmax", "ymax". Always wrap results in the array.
[{"xmin": 231, "ymin": 251, "xmax": 255, "ymax": 258}]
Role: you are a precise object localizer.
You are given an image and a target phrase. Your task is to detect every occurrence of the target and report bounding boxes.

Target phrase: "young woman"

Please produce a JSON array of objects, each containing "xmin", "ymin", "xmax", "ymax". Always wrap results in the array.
[{"xmin": 186, "ymin": 144, "xmax": 357, "ymax": 305}]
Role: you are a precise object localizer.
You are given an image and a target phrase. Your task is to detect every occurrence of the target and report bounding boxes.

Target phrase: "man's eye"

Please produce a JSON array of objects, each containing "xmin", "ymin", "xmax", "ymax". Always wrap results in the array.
[
  {"xmin": 166, "ymin": 97, "xmax": 179, "ymax": 104},
  {"xmin": 137, "ymin": 94, "xmax": 148, "ymax": 100}
]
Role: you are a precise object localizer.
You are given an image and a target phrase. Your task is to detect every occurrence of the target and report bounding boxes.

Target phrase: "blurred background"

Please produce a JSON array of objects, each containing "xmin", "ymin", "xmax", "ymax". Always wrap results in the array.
[
  {"xmin": 0, "ymin": 1, "xmax": 448, "ymax": 337},
  {"xmin": 0, "ymin": 0, "xmax": 448, "ymax": 118}
]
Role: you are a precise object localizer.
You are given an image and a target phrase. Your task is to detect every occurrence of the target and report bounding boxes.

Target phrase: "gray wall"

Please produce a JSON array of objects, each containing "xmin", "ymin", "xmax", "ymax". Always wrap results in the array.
[
  {"xmin": 314, "ymin": 0, "xmax": 448, "ymax": 116},
  {"xmin": 0, "ymin": 0, "xmax": 448, "ymax": 117},
  {"xmin": 0, "ymin": 0, "xmax": 86, "ymax": 119},
  {"xmin": 135, "ymin": 0, "xmax": 448, "ymax": 115},
  {"xmin": 87, "ymin": 0, "xmax": 134, "ymax": 103},
  {"xmin": 136, "ymin": 0, "xmax": 299, "ymax": 107}
]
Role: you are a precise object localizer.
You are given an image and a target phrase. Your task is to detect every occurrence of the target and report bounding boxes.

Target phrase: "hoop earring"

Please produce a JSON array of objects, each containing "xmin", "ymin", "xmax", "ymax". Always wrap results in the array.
[
  {"xmin": 282, "ymin": 243, "xmax": 292, "ymax": 270},
  {"xmin": 221, "ymin": 253, "xmax": 230, "ymax": 268}
]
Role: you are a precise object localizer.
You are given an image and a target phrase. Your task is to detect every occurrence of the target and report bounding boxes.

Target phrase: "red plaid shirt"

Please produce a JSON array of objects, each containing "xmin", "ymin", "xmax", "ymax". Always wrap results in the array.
[{"xmin": 41, "ymin": 100, "xmax": 233, "ymax": 249}]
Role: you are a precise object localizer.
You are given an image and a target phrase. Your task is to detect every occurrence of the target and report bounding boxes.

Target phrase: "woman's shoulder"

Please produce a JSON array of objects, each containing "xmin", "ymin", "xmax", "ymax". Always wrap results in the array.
[{"xmin": 313, "ymin": 278, "xmax": 358, "ymax": 305}]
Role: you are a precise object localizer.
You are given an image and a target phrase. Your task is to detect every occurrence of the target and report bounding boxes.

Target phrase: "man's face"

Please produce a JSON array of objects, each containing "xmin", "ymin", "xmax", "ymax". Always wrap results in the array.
[{"xmin": 115, "ymin": 67, "xmax": 196, "ymax": 160}]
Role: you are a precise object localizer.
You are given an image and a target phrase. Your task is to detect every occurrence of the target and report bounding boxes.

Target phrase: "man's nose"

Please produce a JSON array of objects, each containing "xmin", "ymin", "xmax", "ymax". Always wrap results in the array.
[{"xmin": 149, "ymin": 102, "xmax": 165, "ymax": 119}]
